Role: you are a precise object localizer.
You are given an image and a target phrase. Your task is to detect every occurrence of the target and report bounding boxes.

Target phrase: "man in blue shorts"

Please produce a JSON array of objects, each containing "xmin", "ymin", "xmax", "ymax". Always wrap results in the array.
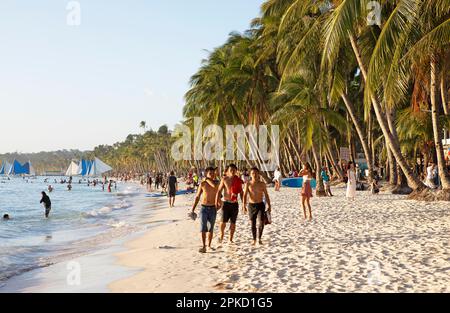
[{"xmin": 191, "ymin": 167, "xmax": 219, "ymax": 253}]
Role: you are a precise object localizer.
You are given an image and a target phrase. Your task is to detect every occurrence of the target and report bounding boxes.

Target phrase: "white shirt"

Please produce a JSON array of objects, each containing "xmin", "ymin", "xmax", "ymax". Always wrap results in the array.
[{"xmin": 274, "ymin": 170, "xmax": 282, "ymax": 181}]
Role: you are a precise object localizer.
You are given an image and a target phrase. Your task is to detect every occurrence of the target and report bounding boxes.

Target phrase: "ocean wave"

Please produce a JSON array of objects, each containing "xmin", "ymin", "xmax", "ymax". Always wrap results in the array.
[
  {"xmin": 112, "ymin": 200, "xmax": 131, "ymax": 210},
  {"xmin": 107, "ymin": 221, "xmax": 128, "ymax": 228},
  {"xmin": 83, "ymin": 200, "xmax": 132, "ymax": 218},
  {"xmin": 83, "ymin": 206, "xmax": 113, "ymax": 218},
  {"xmin": 0, "ymin": 181, "xmax": 145, "ymax": 288}
]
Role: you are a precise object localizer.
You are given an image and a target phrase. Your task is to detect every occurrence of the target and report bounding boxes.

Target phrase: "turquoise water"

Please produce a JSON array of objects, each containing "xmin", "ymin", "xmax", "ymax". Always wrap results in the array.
[{"xmin": 0, "ymin": 176, "xmax": 154, "ymax": 285}]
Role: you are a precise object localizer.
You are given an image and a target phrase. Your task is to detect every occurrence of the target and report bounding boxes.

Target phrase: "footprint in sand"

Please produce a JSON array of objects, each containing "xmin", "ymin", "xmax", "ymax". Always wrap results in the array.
[
  {"xmin": 229, "ymin": 273, "xmax": 240, "ymax": 282},
  {"xmin": 277, "ymin": 269, "xmax": 287, "ymax": 278},
  {"xmin": 158, "ymin": 245, "xmax": 177, "ymax": 249}
]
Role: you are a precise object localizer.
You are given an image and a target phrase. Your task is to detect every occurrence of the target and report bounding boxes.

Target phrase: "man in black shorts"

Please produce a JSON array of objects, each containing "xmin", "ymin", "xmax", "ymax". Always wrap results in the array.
[
  {"xmin": 243, "ymin": 168, "xmax": 272, "ymax": 245},
  {"xmin": 215, "ymin": 164, "xmax": 243, "ymax": 244},
  {"xmin": 168, "ymin": 171, "xmax": 178, "ymax": 208}
]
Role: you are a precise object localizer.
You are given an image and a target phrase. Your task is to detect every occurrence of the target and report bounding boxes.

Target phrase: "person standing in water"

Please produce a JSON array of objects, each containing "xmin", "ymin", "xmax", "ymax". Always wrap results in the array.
[
  {"xmin": 168, "ymin": 171, "xmax": 178, "ymax": 208},
  {"xmin": 215, "ymin": 164, "xmax": 243, "ymax": 244},
  {"xmin": 299, "ymin": 163, "xmax": 314, "ymax": 221},
  {"xmin": 191, "ymin": 167, "xmax": 219, "ymax": 253},
  {"xmin": 40, "ymin": 191, "xmax": 52, "ymax": 218},
  {"xmin": 243, "ymin": 167, "xmax": 272, "ymax": 246},
  {"xmin": 346, "ymin": 161, "xmax": 357, "ymax": 200}
]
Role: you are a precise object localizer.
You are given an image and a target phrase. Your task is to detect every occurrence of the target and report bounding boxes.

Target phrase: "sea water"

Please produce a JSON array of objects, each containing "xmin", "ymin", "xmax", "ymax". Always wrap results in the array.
[{"xmin": 0, "ymin": 176, "xmax": 159, "ymax": 286}]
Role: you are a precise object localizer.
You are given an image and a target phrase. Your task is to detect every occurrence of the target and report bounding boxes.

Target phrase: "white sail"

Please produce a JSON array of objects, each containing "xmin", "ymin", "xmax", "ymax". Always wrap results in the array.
[
  {"xmin": 0, "ymin": 161, "xmax": 11, "ymax": 175},
  {"xmin": 28, "ymin": 161, "xmax": 36, "ymax": 176},
  {"xmin": 91, "ymin": 158, "xmax": 112, "ymax": 176},
  {"xmin": 65, "ymin": 161, "xmax": 80, "ymax": 176}
]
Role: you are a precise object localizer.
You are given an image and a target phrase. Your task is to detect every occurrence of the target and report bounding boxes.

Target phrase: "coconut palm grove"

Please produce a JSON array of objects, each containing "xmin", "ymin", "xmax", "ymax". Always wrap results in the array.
[{"xmin": 92, "ymin": 0, "xmax": 450, "ymax": 200}]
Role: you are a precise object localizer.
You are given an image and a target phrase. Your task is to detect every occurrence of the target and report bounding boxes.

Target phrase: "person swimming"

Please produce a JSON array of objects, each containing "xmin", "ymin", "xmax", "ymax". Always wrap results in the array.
[{"xmin": 3, "ymin": 214, "xmax": 10, "ymax": 220}]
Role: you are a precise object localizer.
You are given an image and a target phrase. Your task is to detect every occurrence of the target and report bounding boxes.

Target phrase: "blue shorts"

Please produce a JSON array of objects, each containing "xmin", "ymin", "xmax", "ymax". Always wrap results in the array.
[{"xmin": 199, "ymin": 205, "xmax": 217, "ymax": 233}]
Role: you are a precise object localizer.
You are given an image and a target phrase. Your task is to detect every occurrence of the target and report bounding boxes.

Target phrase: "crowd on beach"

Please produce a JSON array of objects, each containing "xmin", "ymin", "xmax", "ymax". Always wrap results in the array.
[
  {"xmin": 184, "ymin": 161, "xmax": 379, "ymax": 253},
  {"xmin": 66, "ymin": 160, "xmax": 391, "ymax": 254},
  {"xmin": 3, "ymin": 158, "xmax": 448, "ymax": 251}
]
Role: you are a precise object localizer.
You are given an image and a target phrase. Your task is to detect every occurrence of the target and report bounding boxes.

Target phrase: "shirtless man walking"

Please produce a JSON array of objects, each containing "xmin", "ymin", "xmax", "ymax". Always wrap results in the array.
[
  {"xmin": 191, "ymin": 167, "xmax": 220, "ymax": 253},
  {"xmin": 243, "ymin": 167, "xmax": 272, "ymax": 246},
  {"xmin": 215, "ymin": 164, "xmax": 243, "ymax": 244}
]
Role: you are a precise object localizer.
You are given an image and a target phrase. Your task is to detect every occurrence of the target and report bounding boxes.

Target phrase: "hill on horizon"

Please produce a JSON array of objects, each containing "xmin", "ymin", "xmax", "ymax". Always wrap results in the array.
[{"xmin": 0, "ymin": 150, "xmax": 92, "ymax": 174}]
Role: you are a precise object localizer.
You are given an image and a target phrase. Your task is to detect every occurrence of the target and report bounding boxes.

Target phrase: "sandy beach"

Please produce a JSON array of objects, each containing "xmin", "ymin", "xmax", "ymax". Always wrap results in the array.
[{"xmin": 110, "ymin": 185, "xmax": 450, "ymax": 293}]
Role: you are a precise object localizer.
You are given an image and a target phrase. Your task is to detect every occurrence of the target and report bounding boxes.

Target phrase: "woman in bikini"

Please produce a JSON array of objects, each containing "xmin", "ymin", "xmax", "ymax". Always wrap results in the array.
[{"xmin": 299, "ymin": 163, "xmax": 314, "ymax": 221}]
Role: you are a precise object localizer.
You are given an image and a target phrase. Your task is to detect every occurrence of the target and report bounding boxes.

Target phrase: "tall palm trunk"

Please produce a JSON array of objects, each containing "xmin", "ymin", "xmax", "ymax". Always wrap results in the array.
[
  {"xmin": 287, "ymin": 131, "xmax": 303, "ymax": 164},
  {"xmin": 341, "ymin": 92, "xmax": 374, "ymax": 181},
  {"xmin": 430, "ymin": 56, "xmax": 450, "ymax": 189},
  {"xmin": 441, "ymin": 69, "xmax": 448, "ymax": 116},
  {"xmin": 326, "ymin": 146, "xmax": 344, "ymax": 180},
  {"xmin": 386, "ymin": 108, "xmax": 398, "ymax": 185},
  {"xmin": 391, "ymin": 163, "xmax": 412, "ymax": 195},
  {"xmin": 368, "ymin": 111, "xmax": 376, "ymax": 171},
  {"xmin": 311, "ymin": 145, "xmax": 326, "ymax": 197},
  {"xmin": 386, "ymin": 138, "xmax": 397, "ymax": 185},
  {"xmin": 348, "ymin": 34, "xmax": 425, "ymax": 190}
]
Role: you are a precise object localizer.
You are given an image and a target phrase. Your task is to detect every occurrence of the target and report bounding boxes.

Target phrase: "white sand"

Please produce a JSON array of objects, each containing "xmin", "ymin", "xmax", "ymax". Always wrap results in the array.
[{"xmin": 110, "ymin": 186, "xmax": 450, "ymax": 293}]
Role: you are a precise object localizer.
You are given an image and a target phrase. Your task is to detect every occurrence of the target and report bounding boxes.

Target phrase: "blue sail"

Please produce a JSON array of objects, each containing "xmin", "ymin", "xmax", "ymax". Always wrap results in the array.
[
  {"xmin": 78, "ymin": 159, "xmax": 94, "ymax": 176},
  {"xmin": 8, "ymin": 160, "xmax": 27, "ymax": 175},
  {"xmin": 0, "ymin": 161, "xmax": 12, "ymax": 175}
]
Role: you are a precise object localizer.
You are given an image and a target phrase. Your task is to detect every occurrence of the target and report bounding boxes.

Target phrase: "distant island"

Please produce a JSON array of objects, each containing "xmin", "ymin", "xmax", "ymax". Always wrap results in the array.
[{"xmin": 0, "ymin": 124, "xmax": 172, "ymax": 175}]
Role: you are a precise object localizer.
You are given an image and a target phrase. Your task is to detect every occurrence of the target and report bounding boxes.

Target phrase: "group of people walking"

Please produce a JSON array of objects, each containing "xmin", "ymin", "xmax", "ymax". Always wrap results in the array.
[
  {"xmin": 188, "ymin": 161, "xmax": 372, "ymax": 253},
  {"xmin": 191, "ymin": 164, "xmax": 272, "ymax": 253}
]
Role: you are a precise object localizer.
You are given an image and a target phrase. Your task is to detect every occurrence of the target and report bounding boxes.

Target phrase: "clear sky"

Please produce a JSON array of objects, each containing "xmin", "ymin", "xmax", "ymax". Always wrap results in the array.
[{"xmin": 0, "ymin": 0, "xmax": 264, "ymax": 153}]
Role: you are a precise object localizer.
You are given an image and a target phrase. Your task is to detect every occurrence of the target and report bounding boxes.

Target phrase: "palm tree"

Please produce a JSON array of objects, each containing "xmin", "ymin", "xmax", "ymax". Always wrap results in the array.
[
  {"xmin": 179, "ymin": 0, "xmax": 449, "ymax": 198},
  {"xmin": 139, "ymin": 121, "xmax": 147, "ymax": 133},
  {"xmin": 271, "ymin": 75, "xmax": 348, "ymax": 195},
  {"xmin": 364, "ymin": 0, "xmax": 450, "ymax": 189},
  {"xmin": 318, "ymin": 0, "xmax": 427, "ymax": 190}
]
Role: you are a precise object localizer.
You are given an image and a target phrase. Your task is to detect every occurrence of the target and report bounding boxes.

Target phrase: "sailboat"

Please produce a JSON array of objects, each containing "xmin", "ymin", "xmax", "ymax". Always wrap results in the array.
[
  {"xmin": 0, "ymin": 161, "xmax": 12, "ymax": 175},
  {"xmin": 74, "ymin": 158, "xmax": 113, "ymax": 177},
  {"xmin": 65, "ymin": 161, "xmax": 80, "ymax": 176}
]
